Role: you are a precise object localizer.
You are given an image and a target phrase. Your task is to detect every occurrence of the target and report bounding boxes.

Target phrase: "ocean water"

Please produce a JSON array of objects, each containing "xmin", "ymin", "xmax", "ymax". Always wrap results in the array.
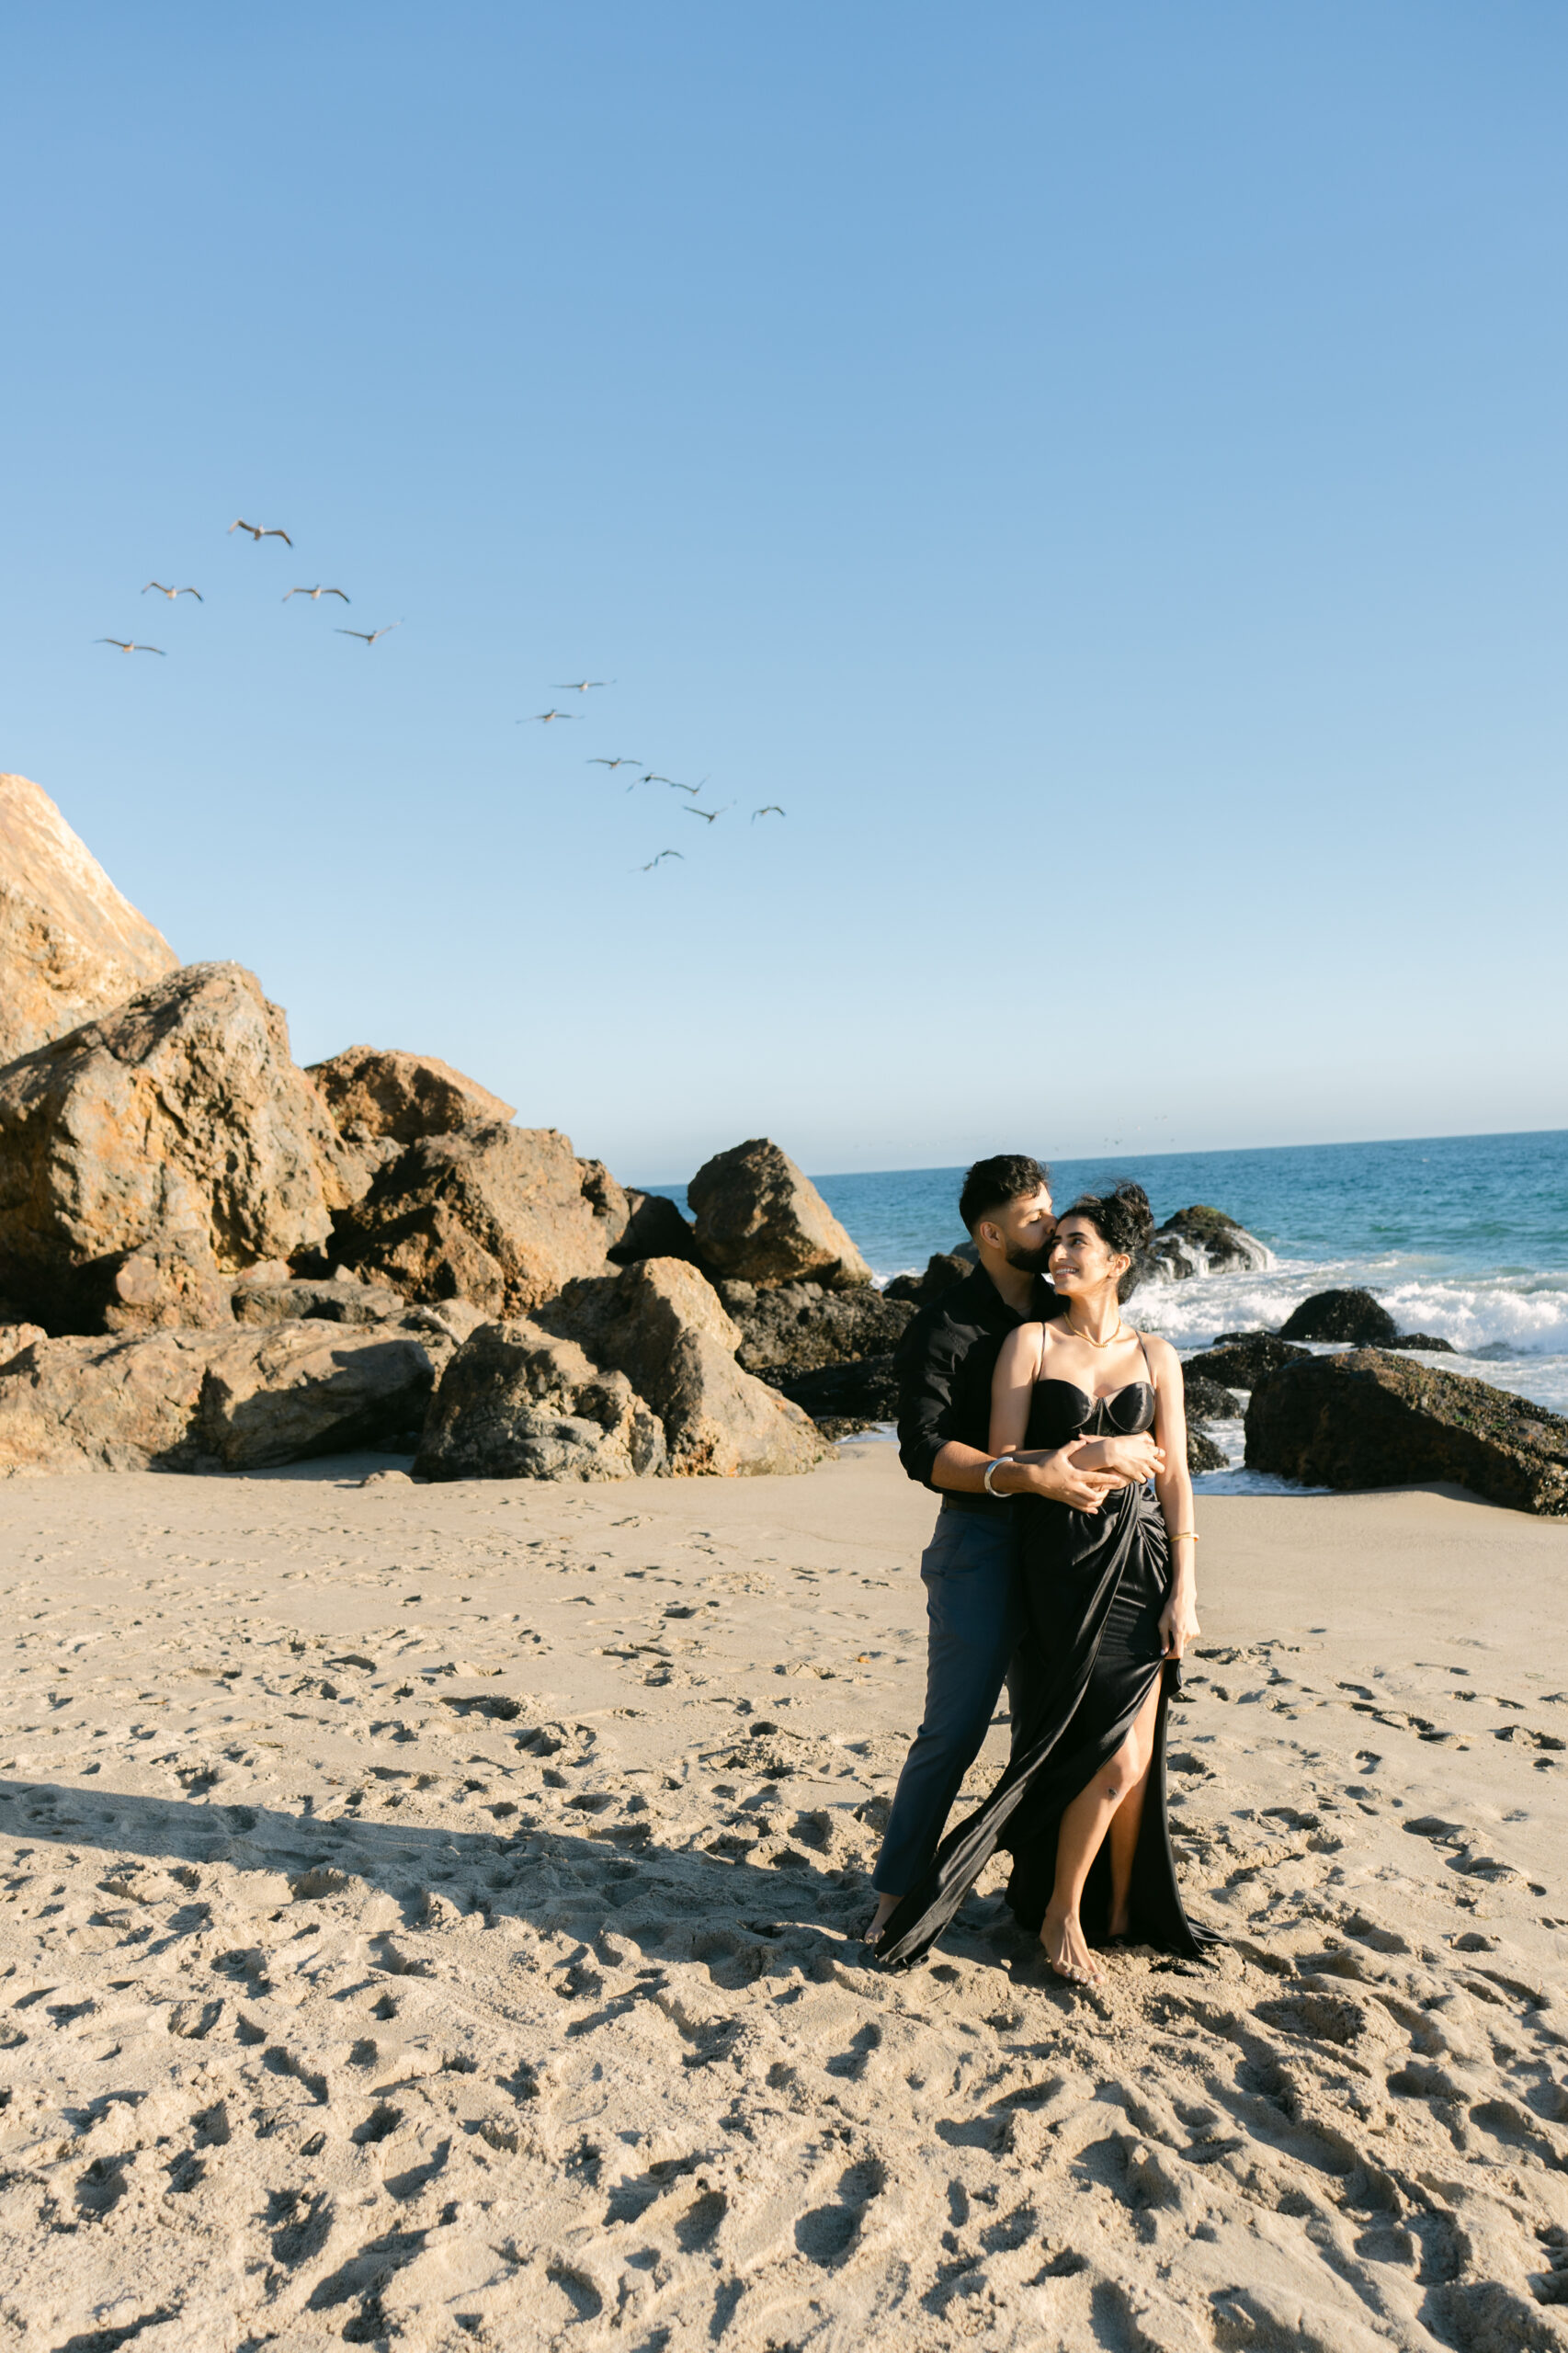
[{"xmin": 651, "ymin": 1130, "xmax": 1568, "ymax": 1488}]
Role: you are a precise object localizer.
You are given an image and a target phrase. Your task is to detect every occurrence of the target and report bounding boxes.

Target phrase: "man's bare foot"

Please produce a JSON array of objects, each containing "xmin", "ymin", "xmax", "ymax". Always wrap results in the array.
[
  {"xmin": 1040, "ymin": 1904, "xmax": 1102, "ymax": 1984},
  {"xmin": 865, "ymin": 1891, "xmax": 902, "ymax": 1948}
]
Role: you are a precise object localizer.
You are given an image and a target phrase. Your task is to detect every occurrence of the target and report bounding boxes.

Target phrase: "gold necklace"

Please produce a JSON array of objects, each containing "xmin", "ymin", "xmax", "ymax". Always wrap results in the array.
[{"xmin": 1064, "ymin": 1316, "xmax": 1127, "ymax": 1349}]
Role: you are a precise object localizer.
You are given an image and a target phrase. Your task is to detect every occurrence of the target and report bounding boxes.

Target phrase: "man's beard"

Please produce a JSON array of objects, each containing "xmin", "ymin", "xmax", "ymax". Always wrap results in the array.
[{"xmin": 1004, "ymin": 1236, "xmax": 1053, "ymax": 1274}]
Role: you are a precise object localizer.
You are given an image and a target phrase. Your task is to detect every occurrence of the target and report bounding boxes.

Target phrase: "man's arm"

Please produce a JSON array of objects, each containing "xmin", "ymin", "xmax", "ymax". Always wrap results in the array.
[{"xmin": 928, "ymin": 1435, "xmax": 1121, "ymax": 1510}]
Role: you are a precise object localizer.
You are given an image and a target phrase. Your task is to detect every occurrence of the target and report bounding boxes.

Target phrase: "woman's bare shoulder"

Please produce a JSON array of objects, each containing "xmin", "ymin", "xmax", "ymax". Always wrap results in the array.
[{"xmin": 1139, "ymin": 1331, "xmax": 1182, "ymax": 1376}]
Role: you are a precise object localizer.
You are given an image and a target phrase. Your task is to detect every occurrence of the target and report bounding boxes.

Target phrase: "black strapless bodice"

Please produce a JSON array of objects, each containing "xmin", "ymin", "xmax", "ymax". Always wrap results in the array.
[{"xmin": 1025, "ymin": 1378, "xmax": 1156, "ymax": 1450}]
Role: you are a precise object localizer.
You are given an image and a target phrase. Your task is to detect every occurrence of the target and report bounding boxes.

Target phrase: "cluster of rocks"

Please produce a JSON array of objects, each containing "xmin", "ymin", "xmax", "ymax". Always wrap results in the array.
[{"xmin": 0, "ymin": 777, "xmax": 880, "ymax": 1485}]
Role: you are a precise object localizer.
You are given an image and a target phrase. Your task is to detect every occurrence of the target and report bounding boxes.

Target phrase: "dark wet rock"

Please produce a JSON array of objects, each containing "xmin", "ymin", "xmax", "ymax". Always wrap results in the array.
[
  {"xmin": 687, "ymin": 1138, "xmax": 871, "ymax": 1290},
  {"xmin": 1142, "ymin": 1207, "xmax": 1271, "ymax": 1283},
  {"xmin": 1183, "ymin": 1335, "xmax": 1311, "ymax": 1390},
  {"xmin": 1278, "ymin": 1288, "xmax": 1399, "ymax": 1346},
  {"xmin": 884, "ymin": 1252, "xmax": 973, "ymax": 1307},
  {"xmin": 726, "ymin": 1280, "xmax": 914, "ymax": 1379},
  {"xmin": 1388, "ymin": 1332, "xmax": 1458, "ymax": 1354},
  {"xmin": 1187, "ymin": 1426, "xmax": 1228, "ymax": 1474},
  {"xmin": 1182, "ymin": 1376, "xmax": 1242, "ymax": 1426},
  {"xmin": 609, "ymin": 1189, "xmax": 699, "ymax": 1267},
  {"xmin": 415, "ymin": 1320, "xmax": 665, "ymax": 1483},
  {"xmin": 1244, "ymin": 1349, "xmax": 1568, "ymax": 1516},
  {"xmin": 763, "ymin": 1353, "xmax": 900, "ymax": 1431}
]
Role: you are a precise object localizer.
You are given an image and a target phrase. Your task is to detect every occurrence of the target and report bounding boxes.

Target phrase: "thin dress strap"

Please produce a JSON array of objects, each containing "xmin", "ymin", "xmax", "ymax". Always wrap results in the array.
[{"xmin": 1134, "ymin": 1330, "xmax": 1155, "ymax": 1387}]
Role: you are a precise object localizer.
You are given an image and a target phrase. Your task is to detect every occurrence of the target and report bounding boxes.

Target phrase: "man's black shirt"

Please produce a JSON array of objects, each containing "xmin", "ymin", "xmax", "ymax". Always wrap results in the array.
[{"xmin": 894, "ymin": 1265, "xmax": 1065, "ymax": 1508}]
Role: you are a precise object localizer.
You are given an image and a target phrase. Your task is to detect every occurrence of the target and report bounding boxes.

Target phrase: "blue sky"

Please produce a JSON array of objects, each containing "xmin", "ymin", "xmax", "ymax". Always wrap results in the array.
[{"xmin": 6, "ymin": 5, "xmax": 1566, "ymax": 1182}]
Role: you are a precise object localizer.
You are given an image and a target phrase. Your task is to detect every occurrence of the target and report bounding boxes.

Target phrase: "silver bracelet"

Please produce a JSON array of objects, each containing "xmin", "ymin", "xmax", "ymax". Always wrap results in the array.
[{"xmin": 983, "ymin": 1456, "xmax": 1009, "ymax": 1496}]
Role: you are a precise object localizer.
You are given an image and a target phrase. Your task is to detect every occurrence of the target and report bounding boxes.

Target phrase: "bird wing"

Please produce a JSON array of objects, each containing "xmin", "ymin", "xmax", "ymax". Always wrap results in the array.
[
  {"xmin": 138, "ymin": 645, "xmax": 166, "ymax": 654},
  {"xmin": 227, "ymin": 521, "xmax": 250, "ymax": 535},
  {"xmin": 183, "ymin": 588, "xmax": 203, "ymax": 600},
  {"xmin": 324, "ymin": 588, "xmax": 349, "ymax": 601},
  {"xmin": 335, "ymin": 629, "xmax": 369, "ymax": 640},
  {"xmin": 142, "ymin": 583, "xmax": 166, "ymax": 595},
  {"xmin": 282, "ymin": 588, "xmax": 302, "ymax": 599},
  {"xmin": 95, "ymin": 639, "xmax": 129, "ymax": 647}
]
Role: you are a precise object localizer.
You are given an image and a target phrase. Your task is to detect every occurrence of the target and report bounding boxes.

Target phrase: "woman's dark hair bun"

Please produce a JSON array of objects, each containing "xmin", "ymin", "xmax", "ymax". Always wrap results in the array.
[{"xmin": 1062, "ymin": 1180, "xmax": 1154, "ymax": 1262}]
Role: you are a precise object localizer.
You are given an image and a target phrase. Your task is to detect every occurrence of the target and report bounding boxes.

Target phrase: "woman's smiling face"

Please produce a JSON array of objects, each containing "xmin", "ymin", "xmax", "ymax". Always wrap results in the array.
[{"xmin": 1049, "ymin": 1214, "xmax": 1124, "ymax": 1295}]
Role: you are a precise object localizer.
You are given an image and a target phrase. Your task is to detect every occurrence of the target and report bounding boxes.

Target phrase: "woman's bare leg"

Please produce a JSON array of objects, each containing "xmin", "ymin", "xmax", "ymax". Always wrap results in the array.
[
  {"xmin": 1105, "ymin": 1678, "xmax": 1163, "ymax": 1937},
  {"xmin": 1040, "ymin": 1679, "xmax": 1161, "ymax": 1982}
]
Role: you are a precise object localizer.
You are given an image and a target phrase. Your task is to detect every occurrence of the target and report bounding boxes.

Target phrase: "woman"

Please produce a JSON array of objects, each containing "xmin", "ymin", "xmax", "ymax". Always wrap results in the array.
[{"xmin": 875, "ymin": 1183, "xmax": 1210, "ymax": 1982}]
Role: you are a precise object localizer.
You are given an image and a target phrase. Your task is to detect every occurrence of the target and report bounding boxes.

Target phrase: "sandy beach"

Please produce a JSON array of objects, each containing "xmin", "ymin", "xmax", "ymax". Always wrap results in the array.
[{"xmin": 3, "ymin": 1447, "xmax": 1567, "ymax": 2351}]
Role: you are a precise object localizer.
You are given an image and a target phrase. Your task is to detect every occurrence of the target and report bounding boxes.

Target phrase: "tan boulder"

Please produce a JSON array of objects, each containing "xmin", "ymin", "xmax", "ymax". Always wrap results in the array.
[
  {"xmin": 0, "ymin": 1319, "xmax": 444, "ymax": 1476},
  {"xmin": 331, "ymin": 1122, "xmax": 621, "ymax": 1317},
  {"xmin": 307, "ymin": 1044, "xmax": 517, "ymax": 1145},
  {"xmin": 687, "ymin": 1138, "xmax": 871, "ymax": 1290},
  {"xmin": 0, "ymin": 961, "xmax": 358, "ymax": 1315},
  {"xmin": 545, "ymin": 1256, "xmax": 831, "ymax": 1477},
  {"xmin": 0, "ymin": 774, "xmax": 179, "ymax": 1065},
  {"xmin": 0, "ymin": 1323, "xmax": 46, "ymax": 1371},
  {"xmin": 415, "ymin": 1320, "xmax": 665, "ymax": 1483},
  {"xmin": 78, "ymin": 1238, "xmax": 236, "ymax": 1335}
]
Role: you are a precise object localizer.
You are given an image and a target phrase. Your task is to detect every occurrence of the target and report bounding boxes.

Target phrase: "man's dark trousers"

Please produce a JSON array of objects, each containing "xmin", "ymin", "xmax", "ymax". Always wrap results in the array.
[{"xmin": 872, "ymin": 1498, "xmax": 1019, "ymax": 1895}]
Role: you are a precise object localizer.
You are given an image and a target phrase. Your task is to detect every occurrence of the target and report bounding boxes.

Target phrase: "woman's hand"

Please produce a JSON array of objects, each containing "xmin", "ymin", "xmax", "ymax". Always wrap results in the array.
[
  {"xmin": 1159, "ymin": 1583, "xmax": 1201, "ymax": 1661},
  {"xmin": 1075, "ymin": 1432, "xmax": 1164, "ymax": 1483}
]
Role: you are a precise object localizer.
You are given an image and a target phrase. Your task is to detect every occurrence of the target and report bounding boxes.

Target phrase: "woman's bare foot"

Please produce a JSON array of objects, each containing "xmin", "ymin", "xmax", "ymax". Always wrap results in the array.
[
  {"xmin": 865, "ymin": 1891, "xmax": 902, "ymax": 1948},
  {"xmin": 1040, "ymin": 1903, "xmax": 1102, "ymax": 1984}
]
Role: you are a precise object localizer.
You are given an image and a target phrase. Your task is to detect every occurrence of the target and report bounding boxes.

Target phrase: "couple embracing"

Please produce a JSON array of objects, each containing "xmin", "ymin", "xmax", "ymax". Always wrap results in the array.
[{"xmin": 866, "ymin": 1154, "xmax": 1211, "ymax": 1982}]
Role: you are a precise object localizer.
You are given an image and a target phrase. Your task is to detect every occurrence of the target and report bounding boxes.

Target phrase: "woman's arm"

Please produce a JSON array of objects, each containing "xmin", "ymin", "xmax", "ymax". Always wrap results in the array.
[
  {"xmin": 1147, "ymin": 1336, "xmax": 1201, "ymax": 1659},
  {"xmin": 989, "ymin": 1323, "xmax": 1041, "ymax": 1456}
]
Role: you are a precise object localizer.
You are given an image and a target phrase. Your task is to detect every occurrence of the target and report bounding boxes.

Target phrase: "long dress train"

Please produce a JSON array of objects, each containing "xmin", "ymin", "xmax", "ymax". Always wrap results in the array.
[{"xmin": 877, "ymin": 1376, "xmax": 1214, "ymax": 1969}]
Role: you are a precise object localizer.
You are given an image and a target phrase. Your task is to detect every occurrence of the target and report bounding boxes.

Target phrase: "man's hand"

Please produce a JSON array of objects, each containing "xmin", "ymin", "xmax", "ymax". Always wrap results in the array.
[{"xmin": 1025, "ymin": 1442, "xmax": 1119, "ymax": 1512}]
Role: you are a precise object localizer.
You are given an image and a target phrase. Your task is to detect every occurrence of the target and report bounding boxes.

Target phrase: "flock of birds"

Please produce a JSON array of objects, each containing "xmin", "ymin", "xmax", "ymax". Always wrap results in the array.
[{"xmin": 95, "ymin": 517, "xmax": 785, "ymax": 874}]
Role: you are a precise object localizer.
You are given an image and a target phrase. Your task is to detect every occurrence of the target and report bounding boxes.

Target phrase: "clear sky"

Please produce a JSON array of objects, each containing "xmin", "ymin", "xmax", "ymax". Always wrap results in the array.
[{"xmin": 6, "ymin": 5, "xmax": 1565, "ymax": 1183}]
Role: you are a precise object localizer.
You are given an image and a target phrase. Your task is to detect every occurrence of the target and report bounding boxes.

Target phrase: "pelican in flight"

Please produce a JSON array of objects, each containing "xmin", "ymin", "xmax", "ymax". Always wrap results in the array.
[
  {"xmin": 752, "ymin": 804, "xmax": 786, "ymax": 821},
  {"xmin": 682, "ymin": 801, "xmax": 732, "ymax": 824},
  {"xmin": 228, "ymin": 519, "xmax": 292, "ymax": 545},
  {"xmin": 96, "ymin": 639, "xmax": 165, "ymax": 654},
  {"xmin": 552, "ymin": 679, "xmax": 614, "ymax": 693},
  {"xmin": 142, "ymin": 582, "xmax": 202, "ymax": 601},
  {"xmin": 284, "ymin": 585, "xmax": 349, "ymax": 603},
  {"xmin": 640, "ymin": 849, "xmax": 684, "ymax": 870},
  {"xmin": 632, "ymin": 772, "xmax": 699, "ymax": 793},
  {"xmin": 588, "ymin": 756, "xmax": 644, "ymax": 770},
  {"xmin": 335, "ymin": 623, "xmax": 401, "ymax": 646},
  {"xmin": 519, "ymin": 709, "xmax": 574, "ymax": 723}
]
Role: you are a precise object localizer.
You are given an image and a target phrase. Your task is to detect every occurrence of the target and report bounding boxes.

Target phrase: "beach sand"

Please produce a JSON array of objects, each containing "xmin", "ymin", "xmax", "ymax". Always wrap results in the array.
[{"xmin": 2, "ymin": 1443, "xmax": 1567, "ymax": 2350}]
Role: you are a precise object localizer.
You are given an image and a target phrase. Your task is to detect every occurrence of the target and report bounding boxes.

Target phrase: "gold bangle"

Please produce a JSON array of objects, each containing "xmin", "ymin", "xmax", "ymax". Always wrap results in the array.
[{"xmin": 1172, "ymin": 1529, "xmax": 1199, "ymax": 1541}]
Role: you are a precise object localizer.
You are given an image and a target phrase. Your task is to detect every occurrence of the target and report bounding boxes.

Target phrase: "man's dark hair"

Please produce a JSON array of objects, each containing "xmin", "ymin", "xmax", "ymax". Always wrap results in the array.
[{"xmin": 959, "ymin": 1154, "xmax": 1050, "ymax": 1236}]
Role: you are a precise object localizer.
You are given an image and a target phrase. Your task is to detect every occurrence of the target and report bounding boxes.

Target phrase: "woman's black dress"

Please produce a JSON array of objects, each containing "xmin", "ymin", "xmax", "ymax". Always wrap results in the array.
[{"xmin": 877, "ymin": 1376, "xmax": 1212, "ymax": 1968}]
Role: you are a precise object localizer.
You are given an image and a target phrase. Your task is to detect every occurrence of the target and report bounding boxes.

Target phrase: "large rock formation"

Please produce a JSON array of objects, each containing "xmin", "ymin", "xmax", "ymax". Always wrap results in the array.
[
  {"xmin": 330, "ymin": 1122, "xmax": 621, "ymax": 1317},
  {"xmin": 0, "ymin": 962, "xmax": 358, "ymax": 1322},
  {"xmin": 1244, "ymin": 1349, "xmax": 1568, "ymax": 1516},
  {"xmin": 0, "ymin": 1319, "xmax": 445, "ymax": 1476},
  {"xmin": 768, "ymin": 1354, "xmax": 900, "ymax": 1436},
  {"xmin": 415, "ymin": 1322, "xmax": 665, "ymax": 1483},
  {"xmin": 1143, "ymin": 1206, "xmax": 1271, "ymax": 1283},
  {"xmin": 1182, "ymin": 1374, "xmax": 1243, "ymax": 1425},
  {"xmin": 543, "ymin": 1257, "xmax": 830, "ymax": 1477},
  {"xmin": 1278, "ymin": 1288, "xmax": 1399, "ymax": 1346},
  {"xmin": 687, "ymin": 1140, "xmax": 871, "ymax": 1290},
  {"xmin": 0, "ymin": 774, "xmax": 179, "ymax": 1065},
  {"xmin": 307, "ymin": 1045, "xmax": 517, "ymax": 1146}
]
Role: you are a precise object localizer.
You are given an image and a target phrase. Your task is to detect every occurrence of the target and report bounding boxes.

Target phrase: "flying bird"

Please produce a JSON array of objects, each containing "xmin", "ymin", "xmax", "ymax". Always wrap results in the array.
[
  {"xmin": 682, "ymin": 801, "xmax": 732, "ymax": 824},
  {"xmin": 284, "ymin": 585, "xmax": 349, "ymax": 603},
  {"xmin": 519, "ymin": 709, "xmax": 574, "ymax": 723},
  {"xmin": 588, "ymin": 756, "xmax": 644, "ymax": 770},
  {"xmin": 551, "ymin": 679, "xmax": 614, "ymax": 693},
  {"xmin": 752, "ymin": 804, "xmax": 786, "ymax": 821},
  {"xmin": 633, "ymin": 772, "xmax": 698, "ymax": 792},
  {"xmin": 142, "ymin": 582, "xmax": 202, "ymax": 601},
  {"xmin": 640, "ymin": 849, "xmax": 684, "ymax": 870},
  {"xmin": 96, "ymin": 639, "xmax": 165, "ymax": 654},
  {"xmin": 228, "ymin": 519, "xmax": 292, "ymax": 545},
  {"xmin": 335, "ymin": 623, "xmax": 401, "ymax": 645}
]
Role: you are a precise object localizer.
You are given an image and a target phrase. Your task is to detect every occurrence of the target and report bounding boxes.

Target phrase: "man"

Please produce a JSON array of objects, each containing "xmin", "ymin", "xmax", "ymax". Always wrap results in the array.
[{"xmin": 866, "ymin": 1154, "xmax": 1162, "ymax": 1944}]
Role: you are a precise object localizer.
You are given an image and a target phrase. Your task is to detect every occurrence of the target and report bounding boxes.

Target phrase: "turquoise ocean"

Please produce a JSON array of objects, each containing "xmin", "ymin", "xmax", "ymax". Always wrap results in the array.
[{"xmin": 652, "ymin": 1129, "xmax": 1568, "ymax": 1488}]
